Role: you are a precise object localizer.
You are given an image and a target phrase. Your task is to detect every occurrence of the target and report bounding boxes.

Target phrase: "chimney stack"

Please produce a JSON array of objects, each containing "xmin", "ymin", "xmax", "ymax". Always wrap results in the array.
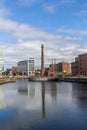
[{"xmin": 41, "ymin": 44, "xmax": 44, "ymax": 76}]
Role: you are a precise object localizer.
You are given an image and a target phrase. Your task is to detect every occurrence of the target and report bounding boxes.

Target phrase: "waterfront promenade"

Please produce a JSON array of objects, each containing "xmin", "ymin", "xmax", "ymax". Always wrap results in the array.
[
  {"xmin": 1, "ymin": 75, "xmax": 87, "ymax": 84},
  {"xmin": 28, "ymin": 76, "xmax": 87, "ymax": 83},
  {"xmin": 0, "ymin": 75, "xmax": 30, "ymax": 84},
  {"xmin": 0, "ymin": 76, "xmax": 16, "ymax": 84},
  {"xmin": 58, "ymin": 77, "xmax": 87, "ymax": 83}
]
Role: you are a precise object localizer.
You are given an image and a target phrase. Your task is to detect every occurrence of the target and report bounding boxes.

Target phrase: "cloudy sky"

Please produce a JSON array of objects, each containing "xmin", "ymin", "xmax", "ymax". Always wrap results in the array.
[{"xmin": 0, "ymin": 0, "xmax": 87, "ymax": 68}]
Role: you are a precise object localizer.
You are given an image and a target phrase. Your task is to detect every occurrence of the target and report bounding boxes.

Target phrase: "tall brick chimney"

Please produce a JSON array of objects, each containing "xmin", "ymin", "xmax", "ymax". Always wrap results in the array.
[{"xmin": 41, "ymin": 44, "xmax": 44, "ymax": 76}]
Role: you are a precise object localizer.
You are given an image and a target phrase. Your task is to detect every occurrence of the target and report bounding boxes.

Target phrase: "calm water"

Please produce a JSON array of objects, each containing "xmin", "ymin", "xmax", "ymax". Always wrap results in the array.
[{"xmin": 0, "ymin": 80, "xmax": 87, "ymax": 130}]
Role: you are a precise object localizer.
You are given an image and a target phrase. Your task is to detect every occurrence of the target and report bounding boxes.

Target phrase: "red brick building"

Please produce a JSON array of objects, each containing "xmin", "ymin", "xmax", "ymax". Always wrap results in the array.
[
  {"xmin": 45, "ymin": 62, "xmax": 71, "ymax": 77},
  {"xmin": 71, "ymin": 57, "xmax": 79, "ymax": 76},
  {"xmin": 71, "ymin": 53, "xmax": 87, "ymax": 76},
  {"xmin": 57, "ymin": 62, "xmax": 71, "ymax": 74},
  {"xmin": 12, "ymin": 66, "xmax": 17, "ymax": 75},
  {"xmin": 47, "ymin": 64, "xmax": 57, "ymax": 77}
]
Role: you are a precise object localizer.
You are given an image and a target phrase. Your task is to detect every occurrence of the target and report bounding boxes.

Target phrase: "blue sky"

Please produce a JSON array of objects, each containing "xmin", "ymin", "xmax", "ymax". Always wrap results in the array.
[{"xmin": 0, "ymin": 0, "xmax": 87, "ymax": 68}]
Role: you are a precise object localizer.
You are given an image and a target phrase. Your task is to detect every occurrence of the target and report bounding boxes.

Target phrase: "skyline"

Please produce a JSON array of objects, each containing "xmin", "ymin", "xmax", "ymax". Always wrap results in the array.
[{"xmin": 0, "ymin": 0, "xmax": 87, "ymax": 68}]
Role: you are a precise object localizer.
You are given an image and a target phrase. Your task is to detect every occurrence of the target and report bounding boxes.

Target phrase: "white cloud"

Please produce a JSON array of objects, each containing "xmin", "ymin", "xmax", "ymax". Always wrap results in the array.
[
  {"xmin": 0, "ymin": 5, "xmax": 85, "ymax": 68},
  {"xmin": 0, "ymin": 7, "xmax": 11, "ymax": 18},
  {"xmin": 57, "ymin": 28, "xmax": 87, "ymax": 35},
  {"xmin": 17, "ymin": 0, "xmax": 42, "ymax": 6},
  {"xmin": 60, "ymin": 0, "xmax": 76, "ymax": 4},
  {"xmin": 59, "ymin": 0, "xmax": 76, "ymax": 6},
  {"xmin": 43, "ymin": 4, "xmax": 56, "ymax": 14},
  {"xmin": 83, "ymin": 2, "xmax": 87, "ymax": 7},
  {"xmin": 0, "ymin": 0, "xmax": 11, "ymax": 18},
  {"xmin": 0, "ymin": 0, "xmax": 5, "ymax": 6},
  {"xmin": 75, "ymin": 10, "xmax": 87, "ymax": 16},
  {"xmin": 0, "ymin": 18, "xmax": 18, "ymax": 31}
]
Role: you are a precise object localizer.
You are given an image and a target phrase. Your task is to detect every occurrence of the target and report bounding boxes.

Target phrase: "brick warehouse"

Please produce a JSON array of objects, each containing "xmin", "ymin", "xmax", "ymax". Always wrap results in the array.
[
  {"xmin": 71, "ymin": 53, "xmax": 87, "ymax": 76},
  {"xmin": 45, "ymin": 62, "xmax": 71, "ymax": 77}
]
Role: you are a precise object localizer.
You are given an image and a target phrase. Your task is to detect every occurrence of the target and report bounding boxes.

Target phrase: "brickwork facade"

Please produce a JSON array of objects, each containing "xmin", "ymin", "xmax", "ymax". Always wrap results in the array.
[
  {"xmin": 45, "ymin": 62, "xmax": 71, "ymax": 77},
  {"xmin": 47, "ymin": 64, "xmax": 57, "ymax": 77},
  {"xmin": 57, "ymin": 62, "xmax": 71, "ymax": 74},
  {"xmin": 71, "ymin": 53, "xmax": 87, "ymax": 76},
  {"xmin": 41, "ymin": 44, "xmax": 45, "ymax": 76},
  {"xmin": 71, "ymin": 57, "xmax": 79, "ymax": 76}
]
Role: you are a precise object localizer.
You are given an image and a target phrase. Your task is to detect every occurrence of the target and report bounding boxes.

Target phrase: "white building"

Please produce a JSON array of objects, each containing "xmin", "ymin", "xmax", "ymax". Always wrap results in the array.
[
  {"xmin": 0, "ymin": 52, "xmax": 4, "ymax": 74},
  {"xmin": 17, "ymin": 58, "xmax": 35, "ymax": 76}
]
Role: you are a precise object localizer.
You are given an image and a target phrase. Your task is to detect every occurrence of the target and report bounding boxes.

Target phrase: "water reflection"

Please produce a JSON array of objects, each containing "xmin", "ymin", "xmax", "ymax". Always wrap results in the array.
[
  {"xmin": 41, "ymin": 82, "xmax": 46, "ymax": 118},
  {"xmin": 17, "ymin": 81, "xmax": 58, "ymax": 118},
  {"xmin": 72, "ymin": 83, "xmax": 87, "ymax": 109},
  {"xmin": 1, "ymin": 81, "xmax": 87, "ymax": 130},
  {"xmin": 12, "ymin": 80, "xmax": 87, "ymax": 116},
  {"xmin": 0, "ymin": 86, "xmax": 5, "ymax": 109},
  {"xmin": 17, "ymin": 80, "xmax": 35, "ymax": 99},
  {"xmin": 17, "ymin": 80, "xmax": 28, "ymax": 95},
  {"xmin": 41, "ymin": 82, "xmax": 58, "ymax": 118},
  {"xmin": 28, "ymin": 85, "xmax": 35, "ymax": 99},
  {"xmin": 49, "ymin": 82, "xmax": 57, "ymax": 103}
]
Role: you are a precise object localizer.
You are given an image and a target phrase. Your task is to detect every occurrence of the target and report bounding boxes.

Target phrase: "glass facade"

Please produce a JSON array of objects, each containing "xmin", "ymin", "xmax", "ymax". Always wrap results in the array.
[
  {"xmin": 28, "ymin": 58, "xmax": 35, "ymax": 76},
  {"xmin": 18, "ymin": 58, "xmax": 35, "ymax": 76}
]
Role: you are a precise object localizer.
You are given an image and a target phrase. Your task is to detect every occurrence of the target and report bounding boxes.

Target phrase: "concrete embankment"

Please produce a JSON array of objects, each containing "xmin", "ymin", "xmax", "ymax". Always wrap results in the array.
[
  {"xmin": 0, "ymin": 75, "xmax": 29, "ymax": 84},
  {"xmin": 59, "ymin": 77, "xmax": 87, "ymax": 83},
  {"xmin": 28, "ymin": 76, "xmax": 87, "ymax": 83},
  {"xmin": 29, "ymin": 76, "xmax": 49, "ymax": 81},
  {"xmin": 0, "ymin": 77, "xmax": 16, "ymax": 84},
  {"xmin": 16, "ymin": 76, "xmax": 29, "ymax": 80}
]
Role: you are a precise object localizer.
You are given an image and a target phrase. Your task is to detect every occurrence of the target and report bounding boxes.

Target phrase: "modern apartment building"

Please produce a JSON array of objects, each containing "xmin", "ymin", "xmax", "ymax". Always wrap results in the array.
[
  {"xmin": 71, "ymin": 53, "xmax": 87, "ymax": 76},
  {"xmin": 17, "ymin": 58, "xmax": 35, "ymax": 76}
]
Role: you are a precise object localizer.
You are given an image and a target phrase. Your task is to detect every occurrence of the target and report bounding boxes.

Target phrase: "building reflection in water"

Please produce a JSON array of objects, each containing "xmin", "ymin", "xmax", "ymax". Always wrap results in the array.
[
  {"xmin": 17, "ymin": 81, "xmax": 46, "ymax": 118},
  {"xmin": 17, "ymin": 80, "xmax": 28, "ymax": 95},
  {"xmin": 45, "ymin": 82, "xmax": 57, "ymax": 104},
  {"xmin": 50, "ymin": 82, "xmax": 57, "ymax": 103},
  {"xmin": 17, "ymin": 80, "xmax": 58, "ymax": 118},
  {"xmin": 41, "ymin": 82, "xmax": 58, "ymax": 118},
  {"xmin": 72, "ymin": 83, "xmax": 87, "ymax": 109},
  {"xmin": 17, "ymin": 86, "xmax": 28, "ymax": 95},
  {"xmin": 28, "ymin": 85, "xmax": 35, "ymax": 99},
  {"xmin": 17, "ymin": 80, "xmax": 35, "ymax": 99},
  {"xmin": 41, "ymin": 82, "xmax": 46, "ymax": 118},
  {"xmin": 0, "ymin": 86, "xmax": 5, "ymax": 109}
]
